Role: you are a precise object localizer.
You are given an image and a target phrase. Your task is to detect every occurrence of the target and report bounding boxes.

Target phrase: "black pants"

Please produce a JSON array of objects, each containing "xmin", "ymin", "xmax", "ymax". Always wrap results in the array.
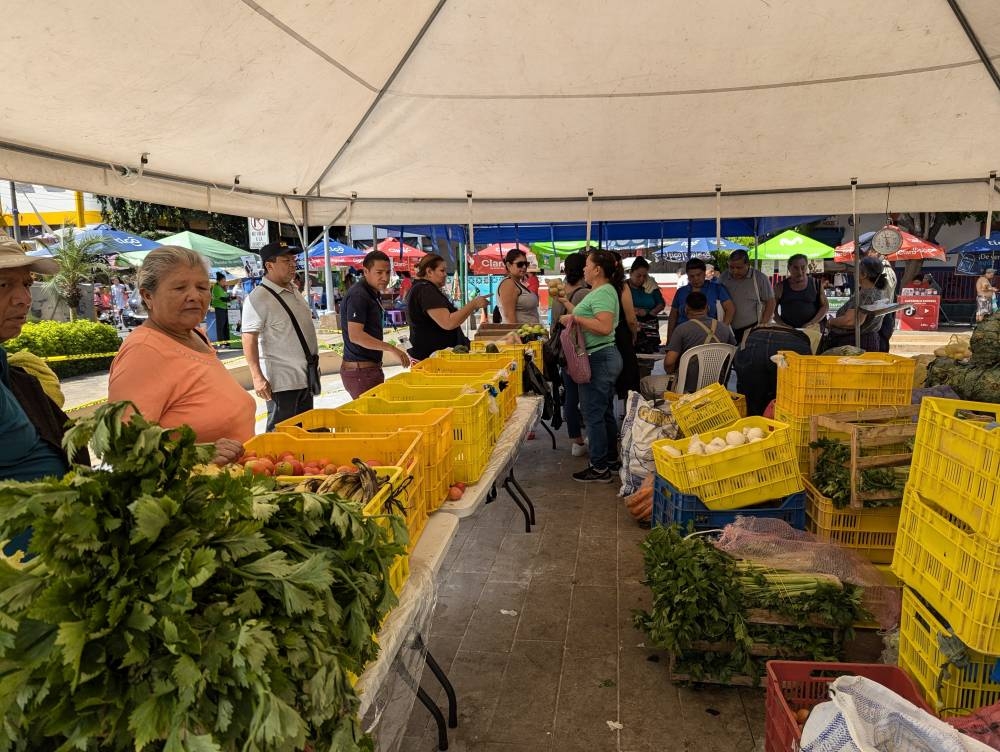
[
  {"xmin": 266, "ymin": 388, "xmax": 314, "ymax": 432},
  {"xmin": 214, "ymin": 308, "xmax": 229, "ymax": 343},
  {"xmin": 733, "ymin": 324, "xmax": 755, "ymax": 348}
]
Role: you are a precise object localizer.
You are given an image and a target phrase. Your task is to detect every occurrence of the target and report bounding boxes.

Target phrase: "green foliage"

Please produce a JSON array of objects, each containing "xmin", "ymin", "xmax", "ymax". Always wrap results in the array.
[
  {"xmin": 633, "ymin": 525, "xmax": 869, "ymax": 683},
  {"xmin": 4, "ymin": 320, "xmax": 121, "ymax": 377},
  {"xmin": 0, "ymin": 402, "xmax": 404, "ymax": 751},
  {"xmin": 96, "ymin": 196, "xmax": 250, "ymax": 248},
  {"xmin": 42, "ymin": 231, "xmax": 111, "ymax": 319},
  {"xmin": 809, "ymin": 438, "xmax": 905, "ymax": 509}
]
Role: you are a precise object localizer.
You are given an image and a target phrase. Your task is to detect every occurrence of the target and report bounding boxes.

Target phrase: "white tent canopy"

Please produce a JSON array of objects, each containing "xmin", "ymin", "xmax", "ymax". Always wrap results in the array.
[{"xmin": 2, "ymin": 0, "xmax": 999, "ymax": 225}]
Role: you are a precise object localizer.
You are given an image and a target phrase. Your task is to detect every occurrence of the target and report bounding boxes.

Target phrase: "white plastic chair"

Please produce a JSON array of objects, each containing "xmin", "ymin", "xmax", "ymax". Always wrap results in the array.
[{"xmin": 673, "ymin": 343, "xmax": 737, "ymax": 393}]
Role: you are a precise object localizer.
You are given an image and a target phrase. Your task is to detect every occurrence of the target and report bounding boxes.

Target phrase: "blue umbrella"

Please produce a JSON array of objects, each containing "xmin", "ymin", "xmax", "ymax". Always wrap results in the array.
[
  {"xmin": 658, "ymin": 237, "xmax": 749, "ymax": 256},
  {"xmin": 949, "ymin": 233, "xmax": 1000, "ymax": 254},
  {"xmin": 309, "ymin": 238, "xmax": 368, "ymax": 260},
  {"xmin": 52, "ymin": 226, "xmax": 162, "ymax": 255}
]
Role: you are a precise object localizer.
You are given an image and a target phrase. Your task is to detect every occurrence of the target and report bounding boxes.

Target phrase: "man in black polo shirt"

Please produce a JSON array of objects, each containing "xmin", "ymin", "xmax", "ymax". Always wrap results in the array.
[{"xmin": 340, "ymin": 250, "xmax": 411, "ymax": 398}]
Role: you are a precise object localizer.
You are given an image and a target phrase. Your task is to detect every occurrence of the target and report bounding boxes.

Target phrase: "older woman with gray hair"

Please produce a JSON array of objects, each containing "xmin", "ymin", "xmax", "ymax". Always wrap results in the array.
[{"xmin": 108, "ymin": 246, "xmax": 254, "ymax": 462}]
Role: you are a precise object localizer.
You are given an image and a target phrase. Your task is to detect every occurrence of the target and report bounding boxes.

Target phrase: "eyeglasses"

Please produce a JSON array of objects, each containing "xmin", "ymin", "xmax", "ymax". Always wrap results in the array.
[{"xmin": 513, "ymin": 261, "xmax": 529, "ymax": 268}]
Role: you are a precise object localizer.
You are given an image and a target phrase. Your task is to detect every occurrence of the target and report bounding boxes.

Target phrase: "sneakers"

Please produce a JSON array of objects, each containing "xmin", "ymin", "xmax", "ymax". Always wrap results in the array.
[
  {"xmin": 607, "ymin": 459, "xmax": 622, "ymax": 472},
  {"xmin": 570, "ymin": 442, "xmax": 588, "ymax": 457},
  {"xmin": 572, "ymin": 466, "xmax": 614, "ymax": 483}
]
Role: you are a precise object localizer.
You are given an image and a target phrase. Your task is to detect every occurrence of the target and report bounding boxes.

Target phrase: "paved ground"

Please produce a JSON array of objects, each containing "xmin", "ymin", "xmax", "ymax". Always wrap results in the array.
[{"xmin": 397, "ymin": 435, "xmax": 767, "ymax": 752}]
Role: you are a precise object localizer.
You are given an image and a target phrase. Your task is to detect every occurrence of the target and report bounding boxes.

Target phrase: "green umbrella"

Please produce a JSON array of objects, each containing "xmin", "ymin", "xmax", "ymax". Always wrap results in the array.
[
  {"xmin": 529, "ymin": 240, "xmax": 593, "ymax": 268},
  {"xmin": 158, "ymin": 230, "xmax": 250, "ymax": 265},
  {"xmin": 755, "ymin": 230, "xmax": 834, "ymax": 261}
]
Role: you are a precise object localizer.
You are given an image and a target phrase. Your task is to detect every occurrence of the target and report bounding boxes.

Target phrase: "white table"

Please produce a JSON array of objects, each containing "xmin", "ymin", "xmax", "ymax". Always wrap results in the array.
[
  {"xmin": 356, "ymin": 514, "xmax": 459, "ymax": 750},
  {"xmin": 438, "ymin": 395, "xmax": 544, "ymax": 532}
]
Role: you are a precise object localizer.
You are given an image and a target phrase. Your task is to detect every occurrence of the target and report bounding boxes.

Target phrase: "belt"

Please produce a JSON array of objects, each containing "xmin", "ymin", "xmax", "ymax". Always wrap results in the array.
[{"xmin": 341, "ymin": 360, "xmax": 381, "ymax": 371}]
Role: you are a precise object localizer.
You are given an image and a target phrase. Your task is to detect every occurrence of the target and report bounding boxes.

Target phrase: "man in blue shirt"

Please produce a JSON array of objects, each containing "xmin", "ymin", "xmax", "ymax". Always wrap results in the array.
[
  {"xmin": 668, "ymin": 257, "xmax": 736, "ymax": 336},
  {"xmin": 339, "ymin": 250, "xmax": 411, "ymax": 398}
]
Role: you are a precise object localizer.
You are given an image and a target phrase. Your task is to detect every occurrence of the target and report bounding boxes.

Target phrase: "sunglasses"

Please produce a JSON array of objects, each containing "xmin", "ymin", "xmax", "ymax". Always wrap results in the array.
[{"xmin": 513, "ymin": 261, "xmax": 529, "ymax": 268}]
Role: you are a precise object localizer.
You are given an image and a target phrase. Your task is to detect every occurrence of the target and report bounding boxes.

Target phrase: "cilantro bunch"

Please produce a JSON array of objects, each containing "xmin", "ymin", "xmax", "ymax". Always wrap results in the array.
[{"xmin": 0, "ymin": 403, "xmax": 406, "ymax": 752}]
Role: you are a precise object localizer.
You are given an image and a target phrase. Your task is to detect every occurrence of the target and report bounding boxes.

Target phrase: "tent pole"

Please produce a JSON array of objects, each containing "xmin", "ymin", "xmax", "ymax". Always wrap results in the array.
[
  {"xmin": 986, "ymin": 171, "xmax": 996, "ymax": 238},
  {"xmin": 851, "ymin": 179, "xmax": 861, "ymax": 349},
  {"xmin": 7, "ymin": 182, "xmax": 22, "ymax": 243},
  {"xmin": 585, "ymin": 189, "xmax": 594, "ymax": 247},
  {"xmin": 322, "ymin": 225, "xmax": 331, "ymax": 313},
  {"xmin": 300, "ymin": 200, "xmax": 310, "ymax": 307},
  {"xmin": 466, "ymin": 192, "xmax": 474, "ymax": 334},
  {"xmin": 715, "ymin": 184, "xmax": 722, "ymax": 250}
]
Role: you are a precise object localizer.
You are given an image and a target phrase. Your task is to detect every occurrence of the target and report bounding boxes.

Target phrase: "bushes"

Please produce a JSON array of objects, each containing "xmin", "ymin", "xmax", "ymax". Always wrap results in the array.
[{"xmin": 5, "ymin": 320, "xmax": 121, "ymax": 377}]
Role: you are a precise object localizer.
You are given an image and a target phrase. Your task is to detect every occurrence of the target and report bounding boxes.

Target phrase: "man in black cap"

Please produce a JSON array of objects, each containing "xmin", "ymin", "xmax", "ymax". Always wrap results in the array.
[{"xmin": 241, "ymin": 241, "xmax": 320, "ymax": 430}]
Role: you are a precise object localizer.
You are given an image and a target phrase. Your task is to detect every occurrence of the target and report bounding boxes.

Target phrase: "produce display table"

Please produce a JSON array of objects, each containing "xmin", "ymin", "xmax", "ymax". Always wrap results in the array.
[
  {"xmin": 357, "ymin": 513, "xmax": 459, "ymax": 750},
  {"xmin": 438, "ymin": 395, "xmax": 544, "ymax": 532}
]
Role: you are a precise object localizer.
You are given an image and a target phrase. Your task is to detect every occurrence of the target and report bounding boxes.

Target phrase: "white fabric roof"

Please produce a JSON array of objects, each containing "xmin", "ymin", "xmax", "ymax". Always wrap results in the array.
[{"xmin": 2, "ymin": 0, "xmax": 999, "ymax": 224}]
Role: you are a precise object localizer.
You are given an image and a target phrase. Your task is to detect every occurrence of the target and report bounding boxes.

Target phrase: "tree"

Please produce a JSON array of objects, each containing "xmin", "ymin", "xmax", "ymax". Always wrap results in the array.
[
  {"xmin": 891, "ymin": 212, "xmax": 975, "ymax": 287},
  {"xmin": 95, "ymin": 196, "xmax": 250, "ymax": 247},
  {"xmin": 44, "ymin": 232, "xmax": 111, "ymax": 320}
]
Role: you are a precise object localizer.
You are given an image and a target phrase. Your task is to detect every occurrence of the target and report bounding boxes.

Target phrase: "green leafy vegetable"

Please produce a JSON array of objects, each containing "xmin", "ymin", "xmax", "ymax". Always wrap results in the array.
[{"xmin": 0, "ymin": 402, "xmax": 406, "ymax": 751}]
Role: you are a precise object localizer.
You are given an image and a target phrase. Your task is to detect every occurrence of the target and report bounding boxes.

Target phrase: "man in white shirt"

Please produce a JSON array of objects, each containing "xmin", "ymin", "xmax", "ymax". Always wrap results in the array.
[{"xmin": 242, "ymin": 241, "xmax": 320, "ymax": 431}]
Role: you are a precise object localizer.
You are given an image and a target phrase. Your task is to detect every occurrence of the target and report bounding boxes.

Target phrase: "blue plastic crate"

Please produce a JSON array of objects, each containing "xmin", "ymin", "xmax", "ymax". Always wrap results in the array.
[{"xmin": 652, "ymin": 474, "xmax": 806, "ymax": 531}]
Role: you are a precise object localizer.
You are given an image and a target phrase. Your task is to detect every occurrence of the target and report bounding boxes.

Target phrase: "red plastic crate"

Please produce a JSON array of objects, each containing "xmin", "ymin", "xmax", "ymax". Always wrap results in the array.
[{"xmin": 765, "ymin": 660, "xmax": 932, "ymax": 752}]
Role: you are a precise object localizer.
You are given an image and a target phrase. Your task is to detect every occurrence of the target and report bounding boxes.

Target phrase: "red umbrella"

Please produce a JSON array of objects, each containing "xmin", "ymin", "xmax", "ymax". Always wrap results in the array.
[
  {"xmin": 375, "ymin": 237, "xmax": 426, "ymax": 272},
  {"xmin": 834, "ymin": 226, "xmax": 946, "ymax": 263},
  {"xmin": 469, "ymin": 243, "xmax": 537, "ymax": 275}
]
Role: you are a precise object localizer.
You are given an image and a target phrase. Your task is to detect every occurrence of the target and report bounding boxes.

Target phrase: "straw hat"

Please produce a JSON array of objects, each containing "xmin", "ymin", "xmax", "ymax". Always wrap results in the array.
[{"xmin": 0, "ymin": 237, "xmax": 59, "ymax": 274}]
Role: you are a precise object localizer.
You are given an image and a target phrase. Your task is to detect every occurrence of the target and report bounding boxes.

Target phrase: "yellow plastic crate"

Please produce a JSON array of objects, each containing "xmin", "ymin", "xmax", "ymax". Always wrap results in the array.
[
  {"xmin": 891, "ymin": 486, "xmax": 1000, "ymax": 655},
  {"xmin": 774, "ymin": 408, "xmax": 812, "ymax": 476},
  {"xmin": 909, "ymin": 397, "xmax": 1000, "ymax": 538},
  {"xmin": 651, "ymin": 417, "xmax": 803, "ymax": 510},
  {"xmin": 471, "ymin": 339, "xmax": 543, "ymax": 368},
  {"xmin": 803, "ymin": 477, "xmax": 901, "ymax": 564},
  {"xmin": 275, "ymin": 406, "xmax": 454, "ymax": 469},
  {"xmin": 388, "ymin": 554, "xmax": 410, "ymax": 595},
  {"xmin": 346, "ymin": 395, "xmax": 492, "ymax": 484},
  {"xmin": 775, "ymin": 351, "xmax": 915, "ymax": 416},
  {"xmin": 244, "ymin": 431, "xmax": 422, "ymax": 479},
  {"xmin": 382, "ymin": 371, "xmax": 515, "ymax": 422},
  {"xmin": 417, "ymin": 351, "xmax": 523, "ymax": 396},
  {"xmin": 361, "ymin": 381, "xmax": 503, "ymax": 444},
  {"xmin": 898, "ymin": 586, "xmax": 1000, "ymax": 716},
  {"xmin": 663, "ymin": 383, "xmax": 742, "ymax": 435}
]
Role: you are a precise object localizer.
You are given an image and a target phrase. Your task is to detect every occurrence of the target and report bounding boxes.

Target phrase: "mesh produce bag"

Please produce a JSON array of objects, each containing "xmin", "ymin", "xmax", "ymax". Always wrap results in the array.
[{"xmin": 714, "ymin": 518, "xmax": 901, "ymax": 628}]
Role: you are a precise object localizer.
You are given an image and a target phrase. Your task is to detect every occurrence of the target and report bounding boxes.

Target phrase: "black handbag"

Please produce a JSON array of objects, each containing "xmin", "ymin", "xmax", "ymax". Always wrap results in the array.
[{"xmin": 262, "ymin": 286, "xmax": 322, "ymax": 395}]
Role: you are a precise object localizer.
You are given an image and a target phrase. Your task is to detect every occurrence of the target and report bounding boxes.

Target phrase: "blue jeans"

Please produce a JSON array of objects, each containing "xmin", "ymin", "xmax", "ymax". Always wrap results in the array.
[
  {"xmin": 561, "ymin": 367, "xmax": 583, "ymax": 440},
  {"xmin": 578, "ymin": 345, "xmax": 623, "ymax": 470}
]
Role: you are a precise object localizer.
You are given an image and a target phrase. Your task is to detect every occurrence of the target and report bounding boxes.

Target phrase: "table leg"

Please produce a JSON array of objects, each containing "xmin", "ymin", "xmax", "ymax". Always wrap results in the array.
[
  {"xmin": 416, "ymin": 686, "xmax": 450, "ymax": 751},
  {"xmin": 425, "ymin": 650, "xmax": 458, "ymax": 728},
  {"xmin": 507, "ymin": 470, "xmax": 536, "ymax": 525},
  {"xmin": 538, "ymin": 418, "xmax": 557, "ymax": 450}
]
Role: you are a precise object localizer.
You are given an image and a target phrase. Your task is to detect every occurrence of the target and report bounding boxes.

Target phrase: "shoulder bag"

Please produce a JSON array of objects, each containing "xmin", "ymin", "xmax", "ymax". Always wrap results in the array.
[
  {"xmin": 262, "ymin": 286, "xmax": 321, "ymax": 395},
  {"xmin": 559, "ymin": 315, "xmax": 591, "ymax": 384}
]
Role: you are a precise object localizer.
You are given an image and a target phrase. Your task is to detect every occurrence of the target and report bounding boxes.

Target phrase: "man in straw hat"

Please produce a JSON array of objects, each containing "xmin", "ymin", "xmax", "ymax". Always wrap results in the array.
[{"xmin": 0, "ymin": 237, "xmax": 83, "ymax": 479}]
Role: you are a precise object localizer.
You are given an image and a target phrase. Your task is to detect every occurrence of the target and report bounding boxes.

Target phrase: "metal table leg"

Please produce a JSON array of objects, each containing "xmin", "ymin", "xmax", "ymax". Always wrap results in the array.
[
  {"xmin": 538, "ymin": 418, "xmax": 557, "ymax": 449},
  {"xmin": 416, "ymin": 686, "xmax": 450, "ymax": 751},
  {"xmin": 425, "ymin": 649, "xmax": 458, "ymax": 729},
  {"xmin": 503, "ymin": 469, "xmax": 537, "ymax": 532}
]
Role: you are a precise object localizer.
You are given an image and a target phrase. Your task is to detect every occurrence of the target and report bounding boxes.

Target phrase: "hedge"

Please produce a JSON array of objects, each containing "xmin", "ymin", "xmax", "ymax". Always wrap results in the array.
[{"xmin": 5, "ymin": 320, "xmax": 121, "ymax": 378}]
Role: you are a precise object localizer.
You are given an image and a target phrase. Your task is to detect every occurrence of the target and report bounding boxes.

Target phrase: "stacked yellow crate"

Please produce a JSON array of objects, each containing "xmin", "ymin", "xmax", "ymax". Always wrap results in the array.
[
  {"xmin": 891, "ymin": 397, "xmax": 1000, "ymax": 715},
  {"xmin": 774, "ymin": 351, "xmax": 915, "ymax": 475}
]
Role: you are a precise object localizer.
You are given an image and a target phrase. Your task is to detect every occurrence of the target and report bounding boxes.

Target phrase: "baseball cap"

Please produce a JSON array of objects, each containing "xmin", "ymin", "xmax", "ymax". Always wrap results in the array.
[
  {"xmin": 259, "ymin": 240, "xmax": 299, "ymax": 264},
  {"xmin": 0, "ymin": 237, "xmax": 59, "ymax": 274}
]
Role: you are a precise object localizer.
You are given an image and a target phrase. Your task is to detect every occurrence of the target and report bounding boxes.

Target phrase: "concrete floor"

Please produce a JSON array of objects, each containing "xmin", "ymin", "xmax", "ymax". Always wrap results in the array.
[{"xmin": 397, "ymin": 436, "xmax": 766, "ymax": 752}]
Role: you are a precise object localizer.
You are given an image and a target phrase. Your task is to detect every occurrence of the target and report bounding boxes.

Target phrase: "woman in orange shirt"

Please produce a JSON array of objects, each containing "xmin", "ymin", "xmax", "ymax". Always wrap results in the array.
[{"xmin": 109, "ymin": 246, "xmax": 255, "ymax": 463}]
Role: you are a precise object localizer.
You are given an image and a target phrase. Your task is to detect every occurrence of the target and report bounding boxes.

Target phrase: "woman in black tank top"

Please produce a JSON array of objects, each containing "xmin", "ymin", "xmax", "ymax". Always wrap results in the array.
[{"xmin": 774, "ymin": 254, "xmax": 829, "ymax": 328}]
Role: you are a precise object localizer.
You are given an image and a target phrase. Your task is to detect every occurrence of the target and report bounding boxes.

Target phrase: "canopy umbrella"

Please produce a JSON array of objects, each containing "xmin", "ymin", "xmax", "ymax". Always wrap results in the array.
[
  {"xmin": 50, "ymin": 226, "xmax": 162, "ymax": 255},
  {"xmin": 755, "ymin": 230, "xmax": 835, "ymax": 260},
  {"xmin": 949, "ymin": 232, "xmax": 1000, "ymax": 276},
  {"xmin": 659, "ymin": 237, "xmax": 748, "ymax": 255},
  {"xmin": 469, "ymin": 243, "xmax": 537, "ymax": 275},
  {"xmin": 529, "ymin": 240, "xmax": 594, "ymax": 268},
  {"xmin": 375, "ymin": 237, "xmax": 425, "ymax": 272},
  {"xmin": 158, "ymin": 230, "xmax": 249, "ymax": 265},
  {"xmin": 949, "ymin": 232, "xmax": 1000, "ymax": 255},
  {"xmin": 834, "ymin": 226, "xmax": 946, "ymax": 263},
  {"xmin": 306, "ymin": 237, "xmax": 364, "ymax": 269}
]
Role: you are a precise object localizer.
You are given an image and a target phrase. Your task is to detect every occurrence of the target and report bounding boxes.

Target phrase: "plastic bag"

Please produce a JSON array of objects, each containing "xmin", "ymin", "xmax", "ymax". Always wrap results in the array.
[
  {"xmin": 800, "ymin": 675, "xmax": 993, "ymax": 752},
  {"xmin": 619, "ymin": 391, "xmax": 679, "ymax": 496}
]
